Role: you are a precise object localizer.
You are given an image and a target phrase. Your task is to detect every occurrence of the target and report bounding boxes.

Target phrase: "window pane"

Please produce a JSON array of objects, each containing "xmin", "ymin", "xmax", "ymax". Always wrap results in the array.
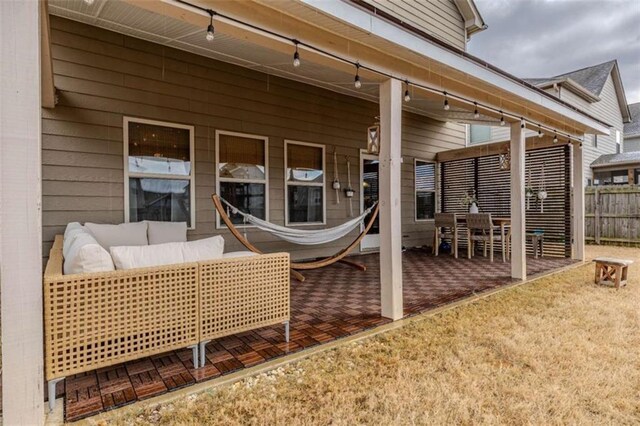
[
  {"xmin": 129, "ymin": 178, "xmax": 191, "ymax": 226},
  {"xmin": 287, "ymin": 144, "xmax": 323, "ymax": 183},
  {"xmin": 219, "ymin": 182, "xmax": 266, "ymax": 224},
  {"xmin": 416, "ymin": 192, "xmax": 435, "ymax": 220},
  {"xmin": 128, "ymin": 122, "xmax": 191, "ymax": 176},
  {"xmin": 415, "ymin": 161, "xmax": 436, "ymax": 191},
  {"xmin": 218, "ymin": 134, "xmax": 266, "ymax": 180},
  {"xmin": 288, "ymin": 186, "xmax": 323, "ymax": 223}
]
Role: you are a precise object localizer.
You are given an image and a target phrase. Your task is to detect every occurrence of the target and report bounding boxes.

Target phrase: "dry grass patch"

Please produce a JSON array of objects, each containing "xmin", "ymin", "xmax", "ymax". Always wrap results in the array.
[{"xmin": 91, "ymin": 246, "xmax": 640, "ymax": 426}]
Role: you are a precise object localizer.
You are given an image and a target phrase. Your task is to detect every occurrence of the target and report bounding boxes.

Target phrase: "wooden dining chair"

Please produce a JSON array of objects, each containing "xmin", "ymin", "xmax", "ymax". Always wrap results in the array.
[
  {"xmin": 466, "ymin": 213, "xmax": 505, "ymax": 263},
  {"xmin": 434, "ymin": 213, "xmax": 458, "ymax": 258}
]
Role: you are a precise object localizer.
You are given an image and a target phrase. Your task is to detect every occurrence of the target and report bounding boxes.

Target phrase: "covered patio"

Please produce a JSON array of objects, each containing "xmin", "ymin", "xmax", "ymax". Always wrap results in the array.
[
  {"xmin": 59, "ymin": 250, "xmax": 575, "ymax": 421},
  {"xmin": 0, "ymin": 0, "xmax": 612, "ymax": 424}
]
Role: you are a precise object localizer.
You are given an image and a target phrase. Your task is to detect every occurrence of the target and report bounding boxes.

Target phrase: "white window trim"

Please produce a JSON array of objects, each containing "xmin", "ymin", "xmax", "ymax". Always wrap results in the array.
[
  {"xmin": 284, "ymin": 140, "xmax": 326, "ymax": 226},
  {"xmin": 123, "ymin": 116, "xmax": 196, "ymax": 229},
  {"xmin": 215, "ymin": 130, "xmax": 269, "ymax": 229},
  {"xmin": 414, "ymin": 158, "xmax": 438, "ymax": 223}
]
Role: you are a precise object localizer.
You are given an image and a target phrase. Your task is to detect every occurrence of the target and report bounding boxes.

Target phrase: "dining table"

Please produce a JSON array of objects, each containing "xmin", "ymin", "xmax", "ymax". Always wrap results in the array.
[{"xmin": 455, "ymin": 214, "xmax": 512, "ymax": 262}]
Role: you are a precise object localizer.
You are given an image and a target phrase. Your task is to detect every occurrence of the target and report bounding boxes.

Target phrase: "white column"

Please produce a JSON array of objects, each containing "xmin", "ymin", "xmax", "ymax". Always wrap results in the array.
[
  {"xmin": 1, "ymin": 0, "xmax": 45, "ymax": 424},
  {"xmin": 510, "ymin": 122, "xmax": 526, "ymax": 280},
  {"xmin": 572, "ymin": 143, "xmax": 585, "ymax": 261},
  {"xmin": 379, "ymin": 78, "xmax": 403, "ymax": 320}
]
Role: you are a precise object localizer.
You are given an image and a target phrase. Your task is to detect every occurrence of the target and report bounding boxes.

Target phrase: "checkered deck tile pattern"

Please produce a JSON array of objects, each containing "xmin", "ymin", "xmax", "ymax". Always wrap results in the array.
[{"xmin": 57, "ymin": 250, "xmax": 575, "ymax": 421}]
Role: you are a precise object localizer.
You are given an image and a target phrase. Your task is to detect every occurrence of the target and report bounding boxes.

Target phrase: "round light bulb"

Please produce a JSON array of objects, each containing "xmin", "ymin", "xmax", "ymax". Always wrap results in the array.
[
  {"xmin": 444, "ymin": 99, "xmax": 450, "ymax": 111},
  {"xmin": 500, "ymin": 118, "xmax": 506, "ymax": 126},
  {"xmin": 553, "ymin": 135, "xmax": 558, "ymax": 143},
  {"xmin": 474, "ymin": 110, "xmax": 480, "ymax": 119},
  {"xmin": 293, "ymin": 51, "xmax": 300, "ymax": 68},
  {"xmin": 404, "ymin": 90, "xmax": 411, "ymax": 102},
  {"xmin": 354, "ymin": 75, "xmax": 361, "ymax": 89},
  {"xmin": 206, "ymin": 24, "xmax": 215, "ymax": 41}
]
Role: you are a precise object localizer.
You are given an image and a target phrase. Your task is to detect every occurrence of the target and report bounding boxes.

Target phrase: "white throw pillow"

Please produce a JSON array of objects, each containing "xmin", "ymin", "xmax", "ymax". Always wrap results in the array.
[
  {"xmin": 222, "ymin": 251, "xmax": 258, "ymax": 259},
  {"xmin": 182, "ymin": 236, "xmax": 225, "ymax": 262},
  {"xmin": 64, "ymin": 232, "xmax": 115, "ymax": 275},
  {"xmin": 85, "ymin": 222, "xmax": 148, "ymax": 249},
  {"xmin": 110, "ymin": 242, "xmax": 185, "ymax": 270},
  {"xmin": 146, "ymin": 221, "xmax": 187, "ymax": 245},
  {"xmin": 63, "ymin": 222, "xmax": 86, "ymax": 258}
]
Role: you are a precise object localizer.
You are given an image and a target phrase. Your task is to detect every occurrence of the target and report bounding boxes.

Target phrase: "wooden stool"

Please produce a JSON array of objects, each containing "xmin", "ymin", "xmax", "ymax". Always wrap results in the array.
[{"xmin": 593, "ymin": 257, "xmax": 633, "ymax": 289}]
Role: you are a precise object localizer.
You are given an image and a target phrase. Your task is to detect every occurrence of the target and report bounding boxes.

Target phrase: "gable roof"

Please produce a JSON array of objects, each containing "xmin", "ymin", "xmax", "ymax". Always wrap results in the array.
[
  {"xmin": 624, "ymin": 102, "xmax": 640, "ymax": 138},
  {"xmin": 591, "ymin": 151, "xmax": 640, "ymax": 168},
  {"xmin": 524, "ymin": 60, "xmax": 631, "ymax": 122},
  {"xmin": 453, "ymin": 0, "xmax": 487, "ymax": 37}
]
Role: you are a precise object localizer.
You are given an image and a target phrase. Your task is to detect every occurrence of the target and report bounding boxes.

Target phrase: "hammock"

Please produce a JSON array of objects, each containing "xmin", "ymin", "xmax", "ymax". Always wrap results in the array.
[
  {"xmin": 217, "ymin": 196, "xmax": 376, "ymax": 246},
  {"xmin": 212, "ymin": 194, "xmax": 380, "ymax": 281}
]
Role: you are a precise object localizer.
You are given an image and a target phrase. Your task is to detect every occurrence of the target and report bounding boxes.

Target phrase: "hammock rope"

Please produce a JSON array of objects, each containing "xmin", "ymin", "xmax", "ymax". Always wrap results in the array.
[{"xmin": 218, "ymin": 196, "xmax": 376, "ymax": 246}]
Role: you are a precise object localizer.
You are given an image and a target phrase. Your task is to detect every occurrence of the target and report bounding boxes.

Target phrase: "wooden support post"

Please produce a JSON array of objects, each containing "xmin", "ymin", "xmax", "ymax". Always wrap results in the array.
[
  {"xmin": 1, "ymin": 0, "xmax": 45, "ymax": 423},
  {"xmin": 572, "ymin": 143, "xmax": 585, "ymax": 261},
  {"xmin": 594, "ymin": 187, "xmax": 600, "ymax": 245},
  {"xmin": 510, "ymin": 122, "xmax": 526, "ymax": 280},
  {"xmin": 379, "ymin": 78, "xmax": 403, "ymax": 320}
]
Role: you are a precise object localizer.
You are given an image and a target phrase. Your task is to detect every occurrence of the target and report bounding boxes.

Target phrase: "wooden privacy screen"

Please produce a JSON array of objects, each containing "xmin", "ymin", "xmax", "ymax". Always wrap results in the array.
[{"xmin": 440, "ymin": 145, "xmax": 572, "ymax": 257}]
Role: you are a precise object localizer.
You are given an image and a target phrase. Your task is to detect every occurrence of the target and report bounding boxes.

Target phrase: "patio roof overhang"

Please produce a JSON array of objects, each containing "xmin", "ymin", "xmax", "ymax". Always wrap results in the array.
[{"xmin": 47, "ymin": 0, "xmax": 610, "ymax": 140}]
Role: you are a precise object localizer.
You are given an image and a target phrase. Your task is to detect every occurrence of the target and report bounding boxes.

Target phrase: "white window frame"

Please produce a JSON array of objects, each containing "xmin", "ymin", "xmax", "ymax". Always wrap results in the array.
[
  {"xmin": 123, "ymin": 116, "xmax": 196, "ymax": 229},
  {"xmin": 284, "ymin": 140, "xmax": 326, "ymax": 226},
  {"xmin": 414, "ymin": 158, "xmax": 438, "ymax": 222},
  {"xmin": 215, "ymin": 130, "xmax": 269, "ymax": 229}
]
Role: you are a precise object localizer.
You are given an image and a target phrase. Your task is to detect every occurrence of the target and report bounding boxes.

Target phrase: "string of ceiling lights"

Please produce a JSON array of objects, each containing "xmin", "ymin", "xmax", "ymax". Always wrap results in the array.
[{"xmin": 171, "ymin": 0, "xmax": 583, "ymax": 145}]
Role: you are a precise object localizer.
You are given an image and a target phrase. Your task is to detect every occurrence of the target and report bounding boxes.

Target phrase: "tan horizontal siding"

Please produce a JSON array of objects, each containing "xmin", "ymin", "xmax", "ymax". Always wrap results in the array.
[
  {"xmin": 42, "ymin": 16, "xmax": 466, "ymax": 262},
  {"xmin": 363, "ymin": 0, "xmax": 466, "ymax": 50}
]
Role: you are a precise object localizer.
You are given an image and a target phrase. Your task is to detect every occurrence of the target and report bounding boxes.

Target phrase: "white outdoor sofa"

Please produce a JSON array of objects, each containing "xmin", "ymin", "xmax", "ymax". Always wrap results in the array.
[{"xmin": 44, "ymin": 225, "xmax": 290, "ymax": 411}]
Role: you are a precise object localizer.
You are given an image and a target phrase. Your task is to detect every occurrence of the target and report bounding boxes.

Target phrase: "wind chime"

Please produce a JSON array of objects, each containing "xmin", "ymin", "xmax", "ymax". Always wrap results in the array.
[
  {"xmin": 332, "ymin": 149, "xmax": 341, "ymax": 204},
  {"xmin": 345, "ymin": 156, "xmax": 355, "ymax": 216},
  {"xmin": 526, "ymin": 168, "xmax": 534, "ymax": 210}
]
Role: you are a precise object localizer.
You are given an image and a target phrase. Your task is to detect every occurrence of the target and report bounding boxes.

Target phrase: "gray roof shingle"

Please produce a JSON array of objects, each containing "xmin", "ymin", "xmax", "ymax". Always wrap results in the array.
[
  {"xmin": 524, "ymin": 60, "xmax": 617, "ymax": 97},
  {"xmin": 591, "ymin": 151, "xmax": 640, "ymax": 168},
  {"xmin": 624, "ymin": 102, "xmax": 640, "ymax": 138}
]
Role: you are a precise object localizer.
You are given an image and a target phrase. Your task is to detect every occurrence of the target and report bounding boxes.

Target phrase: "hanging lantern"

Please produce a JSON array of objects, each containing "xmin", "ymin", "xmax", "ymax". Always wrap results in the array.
[
  {"xmin": 499, "ymin": 147, "xmax": 510, "ymax": 171},
  {"xmin": 367, "ymin": 122, "xmax": 380, "ymax": 155}
]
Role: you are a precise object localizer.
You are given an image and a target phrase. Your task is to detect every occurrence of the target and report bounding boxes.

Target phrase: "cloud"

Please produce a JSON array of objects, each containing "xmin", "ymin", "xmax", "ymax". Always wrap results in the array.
[{"xmin": 469, "ymin": 0, "xmax": 640, "ymax": 104}]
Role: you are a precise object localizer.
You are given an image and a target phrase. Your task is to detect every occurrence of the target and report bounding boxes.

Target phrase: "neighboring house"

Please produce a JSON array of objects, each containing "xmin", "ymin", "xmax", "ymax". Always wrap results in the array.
[
  {"xmin": 624, "ymin": 102, "xmax": 640, "ymax": 152},
  {"xmin": 591, "ymin": 152, "xmax": 640, "ymax": 185},
  {"xmin": 469, "ymin": 61, "xmax": 632, "ymax": 186}
]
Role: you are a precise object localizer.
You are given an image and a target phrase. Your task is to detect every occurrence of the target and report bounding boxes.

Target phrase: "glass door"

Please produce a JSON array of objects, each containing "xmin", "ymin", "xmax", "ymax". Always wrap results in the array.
[{"xmin": 360, "ymin": 152, "xmax": 380, "ymax": 251}]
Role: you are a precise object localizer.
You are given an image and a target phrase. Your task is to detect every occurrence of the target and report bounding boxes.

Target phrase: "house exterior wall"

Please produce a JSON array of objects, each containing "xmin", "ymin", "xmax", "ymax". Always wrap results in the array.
[
  {"xmin": 42, "ymin": 16, "xmax": 466, "ymax": 261},
  {"xmin": 470, "ymin": 75, "xmax": 625, "ymax": 186},
  {"xmin": 361, "ymin": 0, "xmax": 467, "ymax": 50}
]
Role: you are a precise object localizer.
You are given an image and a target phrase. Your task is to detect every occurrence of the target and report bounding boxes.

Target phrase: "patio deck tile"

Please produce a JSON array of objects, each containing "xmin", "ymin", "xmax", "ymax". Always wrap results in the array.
[{"xmin": 55, "ymin": 250, "xmax": 575, "ymax": 421}]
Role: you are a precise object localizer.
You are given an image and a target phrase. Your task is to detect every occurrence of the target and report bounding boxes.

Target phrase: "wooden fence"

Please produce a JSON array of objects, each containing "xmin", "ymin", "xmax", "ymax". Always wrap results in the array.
[{"xmin": 586, "ymin": 185, "xmax": 640, "ymax": 245}]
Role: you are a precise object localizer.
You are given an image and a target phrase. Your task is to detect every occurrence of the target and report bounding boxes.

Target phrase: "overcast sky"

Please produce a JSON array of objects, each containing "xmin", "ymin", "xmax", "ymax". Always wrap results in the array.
[{"xmin": 468, "ymin": 0, "xmax": 640, "ymax": 104}]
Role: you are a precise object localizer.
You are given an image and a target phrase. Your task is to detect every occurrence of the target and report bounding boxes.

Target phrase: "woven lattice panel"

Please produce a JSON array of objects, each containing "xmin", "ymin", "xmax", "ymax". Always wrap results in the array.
[
  {"xmin": 200, "ymin": 253, "xmax": 290, "ymax": 341},
  {"xmin": 44, "ymin": 236, "xmax": 199, "ymax": 380}
]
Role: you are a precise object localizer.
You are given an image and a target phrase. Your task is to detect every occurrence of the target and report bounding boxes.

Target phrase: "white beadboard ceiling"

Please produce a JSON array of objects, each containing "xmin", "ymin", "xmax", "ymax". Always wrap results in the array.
[{"xmin": 47, "ymin": 0, "xmax": 493, "ymax": 124}]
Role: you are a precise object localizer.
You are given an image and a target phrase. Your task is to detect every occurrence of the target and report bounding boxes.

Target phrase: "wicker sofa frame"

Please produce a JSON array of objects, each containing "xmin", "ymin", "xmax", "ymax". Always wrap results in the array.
[{"xmin": 44, "ymin": 235, "xmax": 290, "ymax": 410}]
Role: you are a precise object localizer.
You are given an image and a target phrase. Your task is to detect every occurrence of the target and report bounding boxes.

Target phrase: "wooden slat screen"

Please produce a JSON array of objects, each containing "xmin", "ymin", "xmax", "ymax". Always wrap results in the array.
[{"xmin": 441, "ymin": 145, "xmax": 571, "ymax": 257}]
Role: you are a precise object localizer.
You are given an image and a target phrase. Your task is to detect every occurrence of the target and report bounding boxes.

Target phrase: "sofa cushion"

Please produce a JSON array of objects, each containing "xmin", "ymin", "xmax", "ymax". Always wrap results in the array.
[
  {"xmin": 182, "ymin": 236, "xmax": 225, "ymax": 262},
  {"xmin": 64, "ymin": 232, "xmax": 115, "ymax": 275},
  {"xmin": 63, "ymin": 222, "xmax": 86, "ymax": 258},
  {"xmin": 146, "ymin": 221, "xmax": 187, "ymax": 245},
  {"xmin": 85, "ymin": 222, "xmax": 148, "ymax": 249},
  {"xmin": 222, "ymin": 251, "xmax": 258, "ymax": 259},
  {"xmin": 110, "ymin": 242, "xmax": 185, "ymax": 270}
]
